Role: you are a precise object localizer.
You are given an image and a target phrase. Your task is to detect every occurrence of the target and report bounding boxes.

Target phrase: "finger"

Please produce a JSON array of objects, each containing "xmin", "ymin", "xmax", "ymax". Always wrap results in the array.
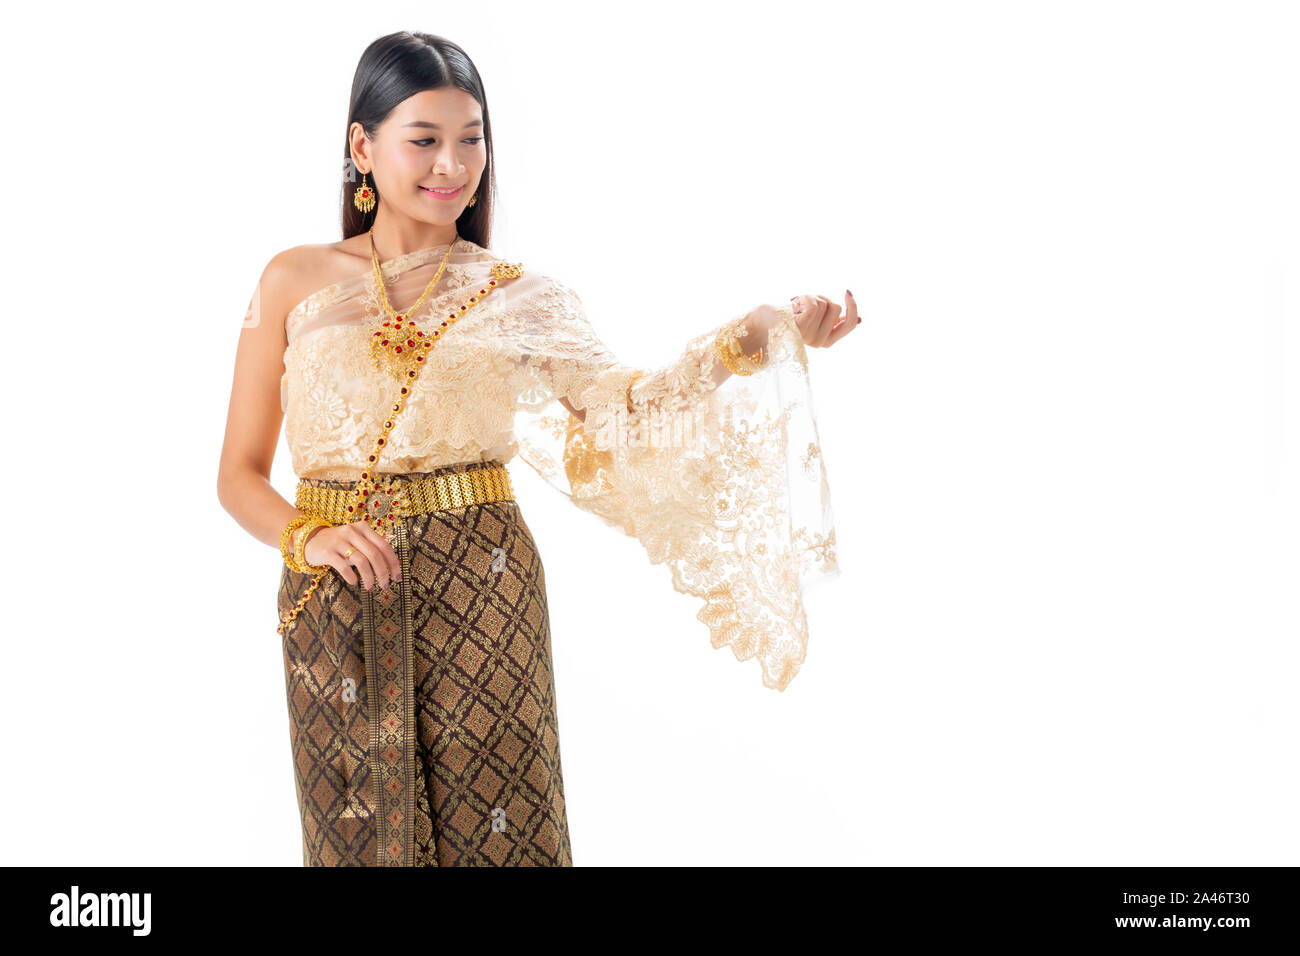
[
  {"xmin": 826, "ymin": 310, "xmax": 859, "ymax": 346},
  {"xmin": 354, "ymin": 553, "xmax": 380, "ymax": 591},
  {"xmin": 796, "ymin": 295, "xmax": 825, "ymax": 341},
  {"xmin": 825, "ymin": 289, "xmax": 860, "ymax": 346},
  {"xmin": 308, "ymin": 528, "xmax": 354, "ymax": 587},
  {"xmin": 815, "ymin": 295, "xmax": 841, "ymax": 346},
  {"xmin": 358, "ymin": 550, "xmax": 383, "ymax": 591},
  {"xmin": 356, "ymin": 520, "xmax": 402, "ymax": 583},
  {"xmin": 804, "ymin": 295, "xmax": 830, "ymax": 346},
  {"xmin": 335, "ymin": 537, "xmax": 372, "ymax": 590},
  {"xmin": 345, "ymin": 524, "xmax": 386, "ymax": 591},
  {"xmin": 331, "ymin": 546, "xmax": 361, "ymax": 588},
  {"xmin": 811, "ymin": 295, "xmax": 828, "ymax": 323}
]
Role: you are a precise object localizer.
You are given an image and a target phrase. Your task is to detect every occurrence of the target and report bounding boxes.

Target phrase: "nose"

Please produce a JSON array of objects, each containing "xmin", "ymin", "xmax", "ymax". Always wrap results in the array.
[{"xmin": 432, "ymin": 143, "xmax": 464, "ymax": 176}]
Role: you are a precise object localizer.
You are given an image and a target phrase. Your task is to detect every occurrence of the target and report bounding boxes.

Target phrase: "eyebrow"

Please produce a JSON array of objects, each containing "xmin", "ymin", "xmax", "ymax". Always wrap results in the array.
[{"xmin": 402, "ymin": 120, "xmax": 484, "ymax": 130}]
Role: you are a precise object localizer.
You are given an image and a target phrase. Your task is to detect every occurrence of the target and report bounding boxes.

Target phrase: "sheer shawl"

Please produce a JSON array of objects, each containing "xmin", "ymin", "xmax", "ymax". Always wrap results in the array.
[{"xmin": 278, "ymin": 239, "xmax": 840, "ymax": 690}]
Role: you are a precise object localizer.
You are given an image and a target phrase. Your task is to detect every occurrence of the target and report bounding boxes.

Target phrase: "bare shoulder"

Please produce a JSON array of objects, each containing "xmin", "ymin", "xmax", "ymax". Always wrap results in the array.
[
  {"xmin": 248, "ymin": 245, "xmax": 309, "ymax": 329},
  {"xmin": 251, "ymin": 241, "xmax": 369, "ymax": 326},
  {"xmin": 268, "ymin": 243, "xmax": 336, "ymax": 303}
]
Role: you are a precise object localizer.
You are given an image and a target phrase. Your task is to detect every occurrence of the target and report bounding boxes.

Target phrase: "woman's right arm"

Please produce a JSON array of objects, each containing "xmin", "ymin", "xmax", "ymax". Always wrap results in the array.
[
  {"xmin": 216, "ymin": 250, "xmax": 402, "ymax": 591},
  {"xmin": 215, "ymin": 249, "xmax": 307, "ymax": 552}
]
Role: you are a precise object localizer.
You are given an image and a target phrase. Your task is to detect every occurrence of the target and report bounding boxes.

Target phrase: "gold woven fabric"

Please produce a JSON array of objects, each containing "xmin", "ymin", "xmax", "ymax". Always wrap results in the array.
[{"xmin": 294, "ymin": 464, "xmax": 515, "ymax": 525}]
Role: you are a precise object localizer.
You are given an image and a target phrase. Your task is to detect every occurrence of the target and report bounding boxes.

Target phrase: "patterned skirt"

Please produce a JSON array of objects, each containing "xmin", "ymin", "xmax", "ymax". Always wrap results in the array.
[{"xmin": 275, "ymin": 462, "xmax": 573, "ymax": 866}]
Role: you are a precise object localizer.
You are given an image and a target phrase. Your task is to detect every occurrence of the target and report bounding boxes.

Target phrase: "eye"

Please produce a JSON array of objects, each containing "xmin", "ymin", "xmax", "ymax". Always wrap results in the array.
[{"xmin": 410, "ymin": 137, "xmax": 485, "ymax": 147}]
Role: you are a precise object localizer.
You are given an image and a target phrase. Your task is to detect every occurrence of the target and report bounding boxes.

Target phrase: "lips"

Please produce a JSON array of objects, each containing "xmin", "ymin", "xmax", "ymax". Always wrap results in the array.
[{"xmin": 419, "ymin": 185, "xmax": 462, "ymax": 195}]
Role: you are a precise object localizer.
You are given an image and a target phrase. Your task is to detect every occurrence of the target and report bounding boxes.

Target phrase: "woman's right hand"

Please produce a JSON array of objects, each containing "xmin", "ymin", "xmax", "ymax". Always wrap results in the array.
[{"xmin": 301, "ymin": 521, "xmax": 402, "ymax": 591}]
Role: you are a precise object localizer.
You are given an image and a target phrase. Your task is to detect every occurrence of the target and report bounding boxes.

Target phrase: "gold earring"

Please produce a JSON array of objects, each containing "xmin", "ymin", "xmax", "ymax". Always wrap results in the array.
[
  {"xmin": 353, "ymin": 172, "xmax": 376, "ymax": 214},
  {"xmin": 467, "ymin": 191, "xmax": 477, "ymax": 208}
]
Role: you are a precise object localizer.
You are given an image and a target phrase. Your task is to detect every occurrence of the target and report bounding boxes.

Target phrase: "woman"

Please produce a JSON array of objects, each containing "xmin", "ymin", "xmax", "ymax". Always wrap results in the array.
[{"xmin": 217, "ymin": 31, "xmax": 857, "ymax": 867}]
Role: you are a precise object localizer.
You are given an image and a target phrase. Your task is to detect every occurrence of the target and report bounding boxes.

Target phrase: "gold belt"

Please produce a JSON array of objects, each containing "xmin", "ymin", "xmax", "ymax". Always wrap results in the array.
[{"xmin": 295, "ymin": 464, "xmax": 515, "ymax": 527}]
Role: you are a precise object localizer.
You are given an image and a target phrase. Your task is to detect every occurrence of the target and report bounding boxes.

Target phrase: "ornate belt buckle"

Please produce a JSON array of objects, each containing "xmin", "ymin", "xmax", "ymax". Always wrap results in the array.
[{"xmin": 361, "ymin": 474, "xmax": 410, "ymax": 537}]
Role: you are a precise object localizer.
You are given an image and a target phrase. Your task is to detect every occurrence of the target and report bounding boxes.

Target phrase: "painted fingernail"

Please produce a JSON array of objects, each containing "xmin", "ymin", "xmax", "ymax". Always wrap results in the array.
[
  {"xmin": 847, "ymin": 289, "xmax": 854, "ymax": 299},
  {"xmin": 857, "ymin": 316, "xmax": 862, "ymax": 324}
]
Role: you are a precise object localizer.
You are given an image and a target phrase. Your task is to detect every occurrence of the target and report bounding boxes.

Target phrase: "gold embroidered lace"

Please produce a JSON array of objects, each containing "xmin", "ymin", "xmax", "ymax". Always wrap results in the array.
[{"xmin": 277, "ymin": 239, "xmax": 840, "ymax": 690}]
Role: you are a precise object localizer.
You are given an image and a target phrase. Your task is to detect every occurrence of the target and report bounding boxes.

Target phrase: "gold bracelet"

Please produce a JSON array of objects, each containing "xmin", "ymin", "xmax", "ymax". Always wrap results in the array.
[
  {"xmin": 293, "ymin": 517, "xmax": 333, "ymax": 574},
  {"xmin": 714, "ymin": 324, "xmax": 751, "ymax": 376},
  {"xmin": 741, "ymin": 317, "xmax": 769, "ymax": 370},
  {"xmin": 727, "ymin": 331, "xmax": 765, "ymax": 373},
  {"xmin": 714, "ymin": 320, "xmax": 766, "ymax": 376},
  {"xmin": 281, "ymin": 514, "xmax": 313, "ymax": 571}
]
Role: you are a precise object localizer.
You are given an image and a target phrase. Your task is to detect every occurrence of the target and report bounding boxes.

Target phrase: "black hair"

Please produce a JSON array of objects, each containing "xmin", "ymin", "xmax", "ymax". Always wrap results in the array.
[{"xmin": 341, "ymin": 31, "xmax": 494, "ymax": 247}]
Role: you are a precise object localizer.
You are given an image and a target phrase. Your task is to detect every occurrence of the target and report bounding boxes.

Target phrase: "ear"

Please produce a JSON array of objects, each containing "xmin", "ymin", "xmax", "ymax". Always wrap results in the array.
[{"xmin": 348, "ymin": 122, "xmax": 372, "ymax": 178}]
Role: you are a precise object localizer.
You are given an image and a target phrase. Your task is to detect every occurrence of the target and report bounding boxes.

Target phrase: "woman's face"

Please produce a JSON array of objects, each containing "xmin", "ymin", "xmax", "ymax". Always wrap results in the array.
[{"xmin": 352, "ymin": 86, "xmax": 487, "ymax": 227}]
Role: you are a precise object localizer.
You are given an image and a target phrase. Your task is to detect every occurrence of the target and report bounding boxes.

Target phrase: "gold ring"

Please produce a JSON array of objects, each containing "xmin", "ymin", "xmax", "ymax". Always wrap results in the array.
[{"xmin": 343, "ymin": 547, "xmax": 355, "ymax": 559}]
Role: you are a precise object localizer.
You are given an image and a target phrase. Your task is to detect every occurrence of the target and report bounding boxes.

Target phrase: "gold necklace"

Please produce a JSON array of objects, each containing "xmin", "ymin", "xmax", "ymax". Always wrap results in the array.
[{"xmin": 367, "ymin": 228, "xmax": 459, "ymax": 379}]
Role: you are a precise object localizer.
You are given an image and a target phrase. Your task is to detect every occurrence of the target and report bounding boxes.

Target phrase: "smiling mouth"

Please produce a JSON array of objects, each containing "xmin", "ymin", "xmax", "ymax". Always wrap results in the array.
[{"xmin": 419, "ymin": 185, "xmax": 463, "ymax": 195}]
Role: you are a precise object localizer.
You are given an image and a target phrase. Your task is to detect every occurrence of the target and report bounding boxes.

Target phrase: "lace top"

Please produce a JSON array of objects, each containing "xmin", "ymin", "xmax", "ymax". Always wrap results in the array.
[{"xmin": 274, "ymin": 238, "xmax": 840, "ymax": 690}]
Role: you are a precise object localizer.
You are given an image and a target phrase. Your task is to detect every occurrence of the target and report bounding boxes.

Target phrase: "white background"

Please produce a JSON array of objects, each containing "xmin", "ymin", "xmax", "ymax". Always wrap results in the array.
[{"xmin": 2, "ymin": 0, "xmax": 1297, "ymax": 866}]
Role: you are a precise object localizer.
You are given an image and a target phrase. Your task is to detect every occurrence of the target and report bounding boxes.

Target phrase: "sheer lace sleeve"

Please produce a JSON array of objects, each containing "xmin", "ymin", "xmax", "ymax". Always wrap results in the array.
[{"xmin": 499, "ymin": 276, "xmax": 841, "ymax": 691}]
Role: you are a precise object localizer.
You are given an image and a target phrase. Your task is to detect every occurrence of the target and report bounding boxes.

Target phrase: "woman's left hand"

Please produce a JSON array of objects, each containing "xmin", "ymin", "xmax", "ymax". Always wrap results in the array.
[{"xmin": 790, "ymin": 291, "xmax": 860, "ymax": 348}]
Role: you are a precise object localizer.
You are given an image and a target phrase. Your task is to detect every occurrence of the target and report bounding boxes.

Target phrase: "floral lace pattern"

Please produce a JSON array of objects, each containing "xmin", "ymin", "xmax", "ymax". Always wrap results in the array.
[{"xmin": 277, "ymin": 241, "xmax": 840, "ymax": 689}]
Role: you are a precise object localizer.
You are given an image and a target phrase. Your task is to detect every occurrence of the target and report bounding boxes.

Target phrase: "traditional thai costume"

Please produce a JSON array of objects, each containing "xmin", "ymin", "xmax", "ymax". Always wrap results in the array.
[{"xmin": 273, "ymin": 238, "xmax": 839, "ymax": 865}]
